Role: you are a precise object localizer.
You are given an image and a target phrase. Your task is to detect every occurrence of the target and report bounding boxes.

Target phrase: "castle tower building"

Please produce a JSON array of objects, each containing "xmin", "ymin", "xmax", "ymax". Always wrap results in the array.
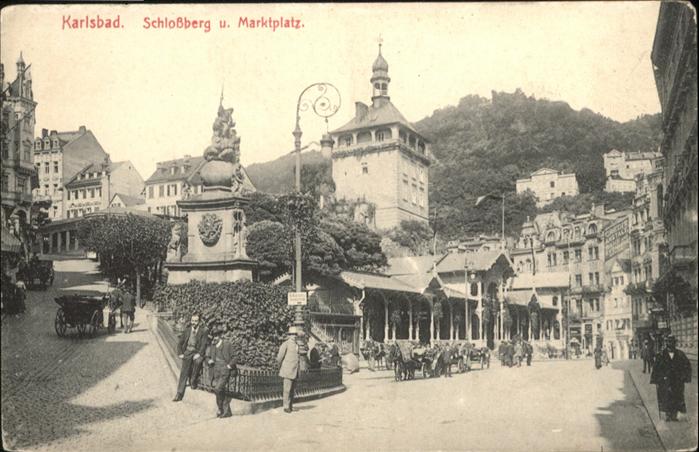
[{"xmin": 329, "ymin": 45, "xmax": 430, "ymax": 230}]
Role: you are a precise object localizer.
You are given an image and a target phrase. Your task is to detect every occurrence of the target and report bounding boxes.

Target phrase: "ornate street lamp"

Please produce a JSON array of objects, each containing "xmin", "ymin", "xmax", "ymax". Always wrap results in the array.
[{"xmin": 291, "ymin": 83, "xmax": 341, "ymax": 351}]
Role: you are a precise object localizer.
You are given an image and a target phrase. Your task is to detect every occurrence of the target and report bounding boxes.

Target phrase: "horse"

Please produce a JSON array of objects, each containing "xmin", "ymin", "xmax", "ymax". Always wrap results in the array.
[
  {"xmin": 375, "ymin": 343, "xmax": 387, "ymax": 370},
  {"xmin": 389, "ymin": 343, "xmax": 418, "ymax": 381}
]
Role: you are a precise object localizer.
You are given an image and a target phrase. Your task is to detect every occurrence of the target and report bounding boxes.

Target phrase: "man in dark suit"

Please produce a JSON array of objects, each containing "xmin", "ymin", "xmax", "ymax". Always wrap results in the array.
[
  {"xmin": 207, "ymin": 327, "xmax": 238, "ymax": 418},
  {"xmin": 650, "ymin": 335, "xmax": 692, "ymax": 421},
  {"xmin": 442, "ymin": 343, "xmax": 453, "ymax": 377},
  {"xmin": 173, "ymin": 313, "xmax": 209, "ymax": 401}
]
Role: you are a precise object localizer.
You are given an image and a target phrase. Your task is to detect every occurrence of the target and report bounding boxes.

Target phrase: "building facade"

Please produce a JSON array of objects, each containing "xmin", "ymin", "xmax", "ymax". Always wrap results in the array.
[
  {"xmin": 1, "ymin": 54, "xmax": 37, "ymax": 237},
  {"xmin": 603, "ymin": 258, "xmax": 633, "ymax": 359},
  {"xmin": 33, "ymin": 126, "xmax": 110, "ymax": 219},
  {"xmin": 144, "ymin": 155, "xmax": 205, "ymax": 217},
  {"xmin": 63, "ymin": 160, "xmax": 143, "ymax": 218},
  {"xmin": 651, "ymin": 1, "xmax": 698, "ymax": 358},
  {"xmin": 603, "ymin": 149, "xmax": 663, "ymax": 193},
  {"xmin": 329, "ymin": 46, "xmax": 430, "ymax": 229},
  {"xmin": 515, "ymin": 168, "xmax": 579, "ymax": 207}
]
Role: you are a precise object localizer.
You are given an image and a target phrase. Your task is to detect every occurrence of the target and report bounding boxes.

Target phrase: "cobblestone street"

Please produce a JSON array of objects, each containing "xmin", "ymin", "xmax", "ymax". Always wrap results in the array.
[{"xmin": 1, "ymin": 259, "xmax": 691, "ymax": 451}]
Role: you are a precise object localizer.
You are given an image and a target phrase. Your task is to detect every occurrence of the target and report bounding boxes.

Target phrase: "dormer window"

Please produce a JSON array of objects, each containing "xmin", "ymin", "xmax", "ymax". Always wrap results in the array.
[
  {"xmin": 43, "ymin": 138, "xmax": 50, "ymax": 149},
  {"xmin": 52, "ymin": 139, "xmax": 59, "ymax": 149},
  {"xmin": 34, "ymin": 140, "xmax": 41, "ymax": 150},
  {"xmin": 376, "ymin": 131, "xmax": 385, "ymax": 142}
]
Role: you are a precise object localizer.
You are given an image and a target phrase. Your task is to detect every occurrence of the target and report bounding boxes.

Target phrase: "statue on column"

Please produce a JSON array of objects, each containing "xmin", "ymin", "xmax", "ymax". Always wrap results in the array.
[{"xmin": 204, "ymin": 103, "xmax": 241, "ymax": 165}]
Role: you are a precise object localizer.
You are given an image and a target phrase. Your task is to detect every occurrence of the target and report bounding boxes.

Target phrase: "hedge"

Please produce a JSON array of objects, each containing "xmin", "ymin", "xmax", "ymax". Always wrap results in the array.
[{"xmin": 153, "ymin": 280, "xmax": 294, "ymax": 370}]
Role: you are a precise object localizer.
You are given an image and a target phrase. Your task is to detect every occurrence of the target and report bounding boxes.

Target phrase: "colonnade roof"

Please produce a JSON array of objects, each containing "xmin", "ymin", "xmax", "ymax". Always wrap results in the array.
[{"xmin": 510, "ymin": 272, "xmax": 569, "ymax": 290}]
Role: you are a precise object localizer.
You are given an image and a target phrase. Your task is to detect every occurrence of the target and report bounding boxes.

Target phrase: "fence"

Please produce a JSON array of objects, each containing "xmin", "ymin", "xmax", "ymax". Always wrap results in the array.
[{"xmin": 154, "ymin": 314, "xmax": 343, "ymax": 402}]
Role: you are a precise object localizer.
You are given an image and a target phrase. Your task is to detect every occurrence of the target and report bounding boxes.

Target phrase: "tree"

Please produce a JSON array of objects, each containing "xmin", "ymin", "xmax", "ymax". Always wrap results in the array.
[
  {"xmin": 247, "ymin": 220, "xmax": 289, "ymax": 280},
  {"xmin": 387, "ymin": 220, "xmax": 434, "ymax": 255},
  {"xmin": 78, "ymin": 213, "xmax": 171, "ymax": 305}
]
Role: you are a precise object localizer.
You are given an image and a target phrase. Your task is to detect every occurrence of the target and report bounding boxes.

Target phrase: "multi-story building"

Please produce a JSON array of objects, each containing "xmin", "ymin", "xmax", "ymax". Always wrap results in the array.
[
  {"xmin": 603, "ymin": 257, "xmax": 633, "ymax": 359},
  {"xmin": 33, "ymin": 126, "xmax": 110, "ymax": 219},
  {"xmin": 510, "ymin": 206, "xmax": 627, "ymax": 353},
  {"xmin": 651, "ymin": 2, "xmax": 698, "ymax": 358},
  {"xmin": 603, "ymin": 149, "xmax": 663, "ymax": 193},
  {"xmin": 1, "ymin": 54, "xmax": 37, "ymax": 237},
  {"xmin": 515, "ymin": 168, "xmax": 579, "ymax": 207},
  {"xmin": 329, "ymin": 46, "xmax": 430, "ymax": 229},
  {"xmin": 63, "ymin": 159, "xmax": 144, "ymax": 218},
  {"xmin": 627, "ymin": 170, "xmax": 666, "ymax": 344},
  {"xmin": 144, "ymin": 155, "xmax": 205, "ymax": 217}
]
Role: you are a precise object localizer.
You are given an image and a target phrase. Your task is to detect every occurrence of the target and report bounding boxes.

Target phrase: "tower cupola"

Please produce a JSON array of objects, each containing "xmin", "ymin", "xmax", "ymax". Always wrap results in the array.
[{"xmin": 371, "ymin": 44, "xmax": 390, "ymax": 106}]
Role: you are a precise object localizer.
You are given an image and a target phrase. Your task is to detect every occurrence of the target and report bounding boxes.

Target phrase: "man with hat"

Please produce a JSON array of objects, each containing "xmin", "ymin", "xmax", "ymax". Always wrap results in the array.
[
  {"xmin": 173, "ymin": 313, "xmax": 209, "ymax": 401},
  {"xmin": 277, "ymin": 329, "xmax": 302, "ymax": 413},
  {"xmin": 650, "ymin": 334, "xmax": 692, "ymax": 421},
  {"xmin": 207, "ymin": 326, "xmax": 237, "ymax": 418},
  {"xmin": 642, "ymin": 338, "xmax": 654, "ymax": 374}
]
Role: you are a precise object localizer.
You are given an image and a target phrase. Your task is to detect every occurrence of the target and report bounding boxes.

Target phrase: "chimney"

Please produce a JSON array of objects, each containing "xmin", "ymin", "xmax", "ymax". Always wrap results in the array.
[
  {"xmin": 79, "ymin": 125, "xmax": 86, "ymax": 134},
  {"xmin": 41, "ymin": 128, "xmax": 48, "ymax": 138},
  {"xmin": 50, "ymin": 130, "xmax": 57, "ymax": 136},
  {"xmin": 355, "ymin": 102, "xmax": 368, "ymax": 120}
]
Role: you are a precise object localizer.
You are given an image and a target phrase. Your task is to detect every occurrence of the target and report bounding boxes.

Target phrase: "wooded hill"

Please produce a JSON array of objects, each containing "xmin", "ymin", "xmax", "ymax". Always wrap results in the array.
[{"xmin": 245, "ymin": 89, "xmax": 661, "ymax": 240}]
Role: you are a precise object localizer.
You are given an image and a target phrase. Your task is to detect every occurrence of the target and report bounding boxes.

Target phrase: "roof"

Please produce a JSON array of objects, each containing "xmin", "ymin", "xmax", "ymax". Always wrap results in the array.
[
  {"xmin": 339, "ymin": 271, "xmax": 420, "ymax": 293},
  {"xmin": 330, "ymin": 100, "xmax": 422, "ymax": 136},
  {"xmin": 145, "ymin": 156, "xmax": 206, "ymax": 184},
  {"xmin": 110, "ymin": 193, "xmax": 145, "ymax": 207},
  {"xmin": 85, "ymin": 206, "xmax": 159, "ymax": 219},
  {"xmin": 464, "ymin": 249, "xmax": 513, "ymax": 272},
  {"xmin": 511, "ymin": 272, "xmax": 569, "ymax": 290},
  {"xmin": 60, "ymin": 131, "xmax": 110, "ymax": 183},
  {"xmin": 385, "ymin": 255, "xmax": 439, "ymax": 276},
  {"xmin": 610, "ymin": 258, "xmax": 632, "ymax": 273},
  {"xmin": 506, "ymin": 290, "xmax": 538, "ymax": 307},
  {"xmin": 372, "ymin": 51, "xmax": 389, "ymax": 72}
]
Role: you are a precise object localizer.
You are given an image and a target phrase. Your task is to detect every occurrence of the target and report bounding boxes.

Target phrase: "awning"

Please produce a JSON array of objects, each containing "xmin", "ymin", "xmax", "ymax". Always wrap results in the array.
[{"xmin": 1, "ymin": 227, "xmax": 22, "ymax": 254}]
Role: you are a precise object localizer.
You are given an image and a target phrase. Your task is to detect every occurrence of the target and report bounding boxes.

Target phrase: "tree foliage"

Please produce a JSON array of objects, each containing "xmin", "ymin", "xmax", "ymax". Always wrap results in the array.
[
  {"xmin": 416, "ymin": 90, "xmax": 661, "ymax": 240},
  {"xmin": 78, "ymin": 213, "xmax": 171, "ymax": 303},
  {"xmin": 154, "ymin": 280, "xmax": 294, "ymax": 370}
]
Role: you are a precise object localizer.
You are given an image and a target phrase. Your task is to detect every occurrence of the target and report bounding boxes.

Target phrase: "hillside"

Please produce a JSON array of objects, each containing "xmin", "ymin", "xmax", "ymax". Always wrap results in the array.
[
  {"xmin": 246, "ymin": 144, "xmax": 327, "ymax": 194},
  {"xmin": 245, "ymin": 89, "xmax": 661, "ymax": 240},
  {"xmin": 414, "ymin": 89, "xmax": 662, "ymax": 239}
]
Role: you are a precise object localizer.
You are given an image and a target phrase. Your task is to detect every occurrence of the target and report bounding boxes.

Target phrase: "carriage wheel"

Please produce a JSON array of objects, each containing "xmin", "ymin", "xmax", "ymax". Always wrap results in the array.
[
  {"xmin": 89, "ymin": 311, "xmax": 101, "ymax": 338},
  {"xmin": 55, "ymin": 309, "xmax": 67, "ymax": 337}
]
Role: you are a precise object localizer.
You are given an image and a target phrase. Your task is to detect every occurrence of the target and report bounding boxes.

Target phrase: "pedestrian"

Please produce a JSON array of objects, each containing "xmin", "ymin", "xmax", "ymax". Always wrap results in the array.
[
  {"xmin": 173, "ymin": 313, "xmax": 209, "ymax": 401},
  {"xmin": 650, "ymin": 335, "xmax": 692, "ymax": 422},
  {"xmin": 514, "ymin": 341, "xmax": 523, "ymax": 367},
  {"xmin": 525, "ymin": 341, "xmax": 533, "ymax": 366},
  {"xmin": 505, "ymin": 341, "xmax": 514, "ymax": 367},
  {"xmin": 207, "ymin": 327, "xmax": 238, "ymax": 418},
  {"xmin": 309, "ymin": 343, "xmax": 322, "ymax": 370},
  {"xmin": 602, "ymin": 346, "xmax": 610, "ymax": 366},
  {"xmin": 594, "ymin": 345, "xmax": 603, "ymax": 369},
  {"xmin": 642, "ymin": 339, "xmax": 654, "ymax": 374},
  {"xmin": 277, "ymin": 330, "xmax": 301, "ymax": 414},
  {"xmin": 498, "ymin": 341, "xmax": 506, "ymax": 366},
  {"xmin": 442, "ymin": 343, "xmax": 453, "ymax": 377},
  {"xmin": 117, "ymin": 280, "xmax": 136, "ymax": 334},
  {"xmin": 328, "ymin": 341, "xmax": 341, "ymax": 368},
  {"xmin": 364, "ymin": 339, "xmax": 376, "ymax": 371}
]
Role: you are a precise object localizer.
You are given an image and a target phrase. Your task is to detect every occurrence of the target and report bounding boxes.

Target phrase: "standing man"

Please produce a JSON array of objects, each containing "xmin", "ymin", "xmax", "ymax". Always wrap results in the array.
[
  {"xmin": 525, "ymin": 341, "xmax": 533, "ymax": 366},
  {"xmin": 173, "ymin": 313, "xmax": 209, "ymax": 401},
  {"xmin": 642, "ymin": 339, "xmax": 654, "ymax": 374},
  {"xmin": 442, "ymin": 343, "xmax": 453, "ymax": 378},
  {"xmin": 650, "ymin": 335, "xmax": 692, "ymax": 421},
  {"xmin": 514, "ymin": 340, "xmax": 524, "ymax": 367},
  {"xmin": 118, "ymin": 279, "xmax": 136, "ymax": 334},
  {"xmin": 277, "ymin": 330, "xmax": 301, "ymax": 414},
  {"xmin": 207, "ymin": 327, "xmax": 237, "ymax": 418}
]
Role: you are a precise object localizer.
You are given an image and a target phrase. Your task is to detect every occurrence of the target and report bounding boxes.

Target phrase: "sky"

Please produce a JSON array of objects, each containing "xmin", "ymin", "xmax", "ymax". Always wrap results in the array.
[{"xmin": 1, "ymin": 2, "xmax": 662, "ymax": 180}]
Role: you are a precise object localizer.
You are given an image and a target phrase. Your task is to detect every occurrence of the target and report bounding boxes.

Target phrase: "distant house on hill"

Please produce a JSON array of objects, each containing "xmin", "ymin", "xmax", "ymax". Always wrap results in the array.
[
  {"xmin": 603, "ymin": 149, "xmax": 663, "ymax": 193},
  {"xmin": 515, "ymin": 168, "xmax": 579, "ymax": 207}
]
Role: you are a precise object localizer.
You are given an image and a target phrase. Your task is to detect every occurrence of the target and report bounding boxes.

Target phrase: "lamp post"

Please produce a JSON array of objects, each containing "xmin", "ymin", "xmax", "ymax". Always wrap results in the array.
[{"xmin": 291, "ymin": 83, "xmax": 341, "ymax": 343}]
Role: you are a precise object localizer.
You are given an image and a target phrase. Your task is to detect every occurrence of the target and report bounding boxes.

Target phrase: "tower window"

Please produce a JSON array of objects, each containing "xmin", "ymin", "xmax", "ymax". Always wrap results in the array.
[
  {"xmin": 374, "ymin": 83, "xmax": 380, "ymax": 90},
  {"xmin": 362, "ymin": 163, "xmax": 368, "ymax": 174},
  {"xmin": 550, "ymin": 181, "xmax": 555, "ymax": 188}
]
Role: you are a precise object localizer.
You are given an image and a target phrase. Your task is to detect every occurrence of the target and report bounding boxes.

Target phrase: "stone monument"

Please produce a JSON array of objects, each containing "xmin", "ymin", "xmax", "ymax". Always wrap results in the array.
[{"xmin": 165, "ymin": 100, "xmax": 257, "ymax": 284}]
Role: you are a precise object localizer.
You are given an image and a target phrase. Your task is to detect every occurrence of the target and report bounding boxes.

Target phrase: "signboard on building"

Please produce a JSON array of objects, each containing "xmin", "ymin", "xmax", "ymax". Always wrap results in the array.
[
  {"xmin": 287, "ymin": 292, "xmax": 307, "ymax": 306},
  {"xmin": 604, "ymin": 216, "xmax": 629, "ymax": 259}
]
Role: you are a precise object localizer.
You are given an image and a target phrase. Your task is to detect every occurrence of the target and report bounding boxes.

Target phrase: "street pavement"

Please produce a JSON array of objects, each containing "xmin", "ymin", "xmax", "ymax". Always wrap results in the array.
[{"xmin": 1, "ymin": 259, "xmax": 692, "ymax": 451}]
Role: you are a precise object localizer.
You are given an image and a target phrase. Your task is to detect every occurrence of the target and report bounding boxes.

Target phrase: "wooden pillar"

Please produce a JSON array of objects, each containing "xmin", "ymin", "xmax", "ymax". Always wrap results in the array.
[
  {"xmin": 449, "ymin": 301, "xmax": 454, "ymax": 340},
  {"xmin": 499, "ymin": 283, "xmax": 505, "ymax": 341},
  {"xmin": 65, "ymin": 230, "xmax": 71, "ymax": 252},
  {"xmin": 409, "ymin": 297, "xmax": 414, "ymax": 340},
  {"xmin": 465, "ymin": 301, "xmax": 469, "ymax": 341},
  {"xmin": 415, "ymin": 301, "xmax": 421, "ymax": 342},
  {"xmin": 384, "ymin": 295, "xmax": 389, "ymax": 342},
  {"xmin": 56, "ymin": 231, "xmax": 62, "ymax": 253},
  {"xmin": 478, "ymin": 281, "xmax": 484, "ymax": 341},
  {"xmin": 430, "ymin": 300, "xmax": 434, "ymax": 342}
]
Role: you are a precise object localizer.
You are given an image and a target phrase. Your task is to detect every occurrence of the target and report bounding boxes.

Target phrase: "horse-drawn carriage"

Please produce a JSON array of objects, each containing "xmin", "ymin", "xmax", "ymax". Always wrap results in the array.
[
  {"xmin": 24, "ymin": 260, "xmax": 54, "ymax": 290},
  {"xmin": 467, "ymin": 346, "xmax": 491, "ymax": 369},
  {"xmin": 54, "ymin": 293, "xmax": 119, "ymax": 338}
]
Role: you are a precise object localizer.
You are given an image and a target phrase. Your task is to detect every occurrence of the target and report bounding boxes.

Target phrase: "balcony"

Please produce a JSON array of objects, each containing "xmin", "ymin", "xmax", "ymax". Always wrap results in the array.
[{"xmin": 0, "ymin": 189, "xmax": 33, "ymax": 206}]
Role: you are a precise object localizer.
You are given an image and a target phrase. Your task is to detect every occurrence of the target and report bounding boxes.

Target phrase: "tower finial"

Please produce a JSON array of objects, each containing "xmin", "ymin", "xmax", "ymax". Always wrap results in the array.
[
  {"xmin": 219, "ymin": 84, "xmax": 224, "ymax": 106},
  {"xmin": 377, "ymin": 34, "xmax": 383, "ymax": 54}
]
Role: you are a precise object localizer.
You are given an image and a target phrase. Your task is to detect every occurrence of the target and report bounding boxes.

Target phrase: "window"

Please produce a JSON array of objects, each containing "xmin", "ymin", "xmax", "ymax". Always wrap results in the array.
[
  {"xmin": 588, "ymin": 224, "xmax": 597, "ymax": 235},
  {"xmin": 53, "ymin": 184, "xmax": 58, "ymax": 194},
  {"xmin": 148, "ymin": 186, "xmax": 154, "ymax": 199},
  {"xmin": 618, "ymin": 275, "xmax": 623, "ymax": 285},
  {"xmin": 80, "ymin": 189, "xmax": 86, "ymax": 199},
  {"xmin": 575, "ymin": 249, "xmax": 582, "ymax": 262},
  {"xmin": 552, "ymin": 296, "xmax": 558, "ymax": 307},
  {"xmin": 595, "ymin": 272, "xmax": 600, "ymax": 286},
  {"xmin": 563, "ymin": 251, "xmax": 569, "ymax": 264},
  {"xmin": 96, "ymin": 187, "xmax": 101, "ymax": 198},
  {"xmin": 172, "ymin": 184, "xmax": 177, "ymax": 196},
  {"xmin": 376, "ymin": 131, "xmax": 385, "ymax": 142},
  {"xmin": 550, "ymin": 181, "xmax": 555, "ymax": 188},
  {"xmin": 66, "ymin": 190, "xmax": 71, "ymax": 200},
  {"xmin": 588, "ymin": 273, "xmax": 594, "ymax": 285},
  {"xmin": 44, "ymin": 184, "xmax": 49, "ymax": 195},
  {"xmin": 561, "ymin": 192, "xmax": 566, "ymax": 196},
  {"xmin": 159, "ymin": 185, "xmax": 165, "ymax": 197},
  {"xmin": 575, "ymin": 274, "xmax": 582, "ymax": 286},
  {"xmin": 342, "ymin": 135, "xmax": 353, "ymax": 147},
  {"xmin": 53, "ymin": 162, "xmax": 59, "ymax": 173},
  {"xmin": 44, "ymin": 162, "xmax": 50, "ymax": 174},
  {"xmin": 89, "ymin": 188, "xmax": 95, "ymax": 198},
  {"xmin": 362, "ymin": 163, "xmax": 368, "ymax": 174}
]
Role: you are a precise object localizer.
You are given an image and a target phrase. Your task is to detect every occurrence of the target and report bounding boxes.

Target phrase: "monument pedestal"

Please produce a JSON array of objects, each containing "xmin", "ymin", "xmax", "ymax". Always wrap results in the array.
[{"xmin": 165, "ymin": 188, "xmax": 257, "ymax": 284}]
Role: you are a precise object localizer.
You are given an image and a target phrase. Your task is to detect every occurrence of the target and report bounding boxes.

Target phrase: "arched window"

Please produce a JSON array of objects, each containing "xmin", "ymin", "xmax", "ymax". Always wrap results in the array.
[
  {"xmin": 34, "ymin": 140, "xmax": 41, "ymax": 150},
  {"xmin": 470, "ymin": 283, "xmax": 478, "ymax": 296},
  {"xmin": 574, "ymin": 227, "xmax": 581, "ymax": 239},
  {"xmin": 588, "ymin": 223, "xmax": 597, "ymax": 235},
  {"xmin": 340, "ymin": 135, "xmax": 353, "ymax": 147},
  {"xmin": 375, "ymin": 128, "xmax": 392, "ymax": 142},
  {"xmin": 562, "ymin": 228, "xmax": 570, "ymax": 241},
  {"xmin": 525, "ymin": 259, "xmax": 532, "ymax": 272},
  {"xmin": 546, "ymin": 230, "xmax": 556, "ymax": 242},
  {"xmin": 552, "ymin": 296, "xmax": 558, "ymax": 307},
  {"xmin": 357, "ymin": 131, "xmax": 372, "ymax": 144},
  {"xmin": 418, "ymin": 142, "xmax": 426, "ymax": 155}
]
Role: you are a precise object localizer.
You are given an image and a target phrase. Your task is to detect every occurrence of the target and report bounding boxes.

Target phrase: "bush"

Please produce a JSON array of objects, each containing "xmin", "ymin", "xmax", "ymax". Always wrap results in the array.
[{"xmin": 153, "ymin": 280, "xmax": 294, "ymax": 370}]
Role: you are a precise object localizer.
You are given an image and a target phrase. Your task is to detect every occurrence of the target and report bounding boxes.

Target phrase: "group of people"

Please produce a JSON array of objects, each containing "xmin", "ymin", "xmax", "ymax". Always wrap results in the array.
[
  {"xmin": 172, "ymin": 313, "xmax": 346, "ymax": 418},
  {"xmin": 498, "ymin": 339, "xmax": 533, "ymax": 367},
  {"xmin": 172, "ymin": 313, "xmax": 238, "ymax": 419},
  {"xmin": 108, "ymin": 278, "xmax": 136, "ymax": 333}
]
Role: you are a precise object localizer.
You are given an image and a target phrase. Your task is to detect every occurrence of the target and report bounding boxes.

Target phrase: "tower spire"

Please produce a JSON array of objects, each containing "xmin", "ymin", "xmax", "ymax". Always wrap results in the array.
[{"xmin": 371, "ymin": 39, "xmax": 390, "ymax": 106}]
